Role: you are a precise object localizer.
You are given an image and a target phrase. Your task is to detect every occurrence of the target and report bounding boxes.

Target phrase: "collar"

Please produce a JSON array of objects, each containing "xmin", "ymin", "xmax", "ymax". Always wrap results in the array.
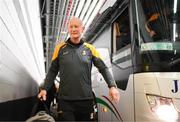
[{"xmin": 66, "ymin": 38, "xmax": 84, "ymax": 47}]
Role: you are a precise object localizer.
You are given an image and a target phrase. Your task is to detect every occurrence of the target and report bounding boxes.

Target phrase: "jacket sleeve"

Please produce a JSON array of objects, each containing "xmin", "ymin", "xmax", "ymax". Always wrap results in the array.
[
  {"xmin": 91, "ymin": 46, "xmax": 117, "ymax": 88},
  {"xmin": 42, "ymin": 42, "xmax": 64, "ymax": 91},
  {"xmin": 43, "ymin": 58, "xmax": 59, "ymax": 91}
]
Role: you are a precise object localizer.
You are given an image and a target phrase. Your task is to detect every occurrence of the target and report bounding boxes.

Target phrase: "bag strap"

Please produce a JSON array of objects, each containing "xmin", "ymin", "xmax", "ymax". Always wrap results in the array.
[
  {"xmin": 30, "ymin": 98, "xmax": 51, "ymax": 117},
  {"xmin": 42, "ymin": 100, "xmax": 51, "ymax": 114}
]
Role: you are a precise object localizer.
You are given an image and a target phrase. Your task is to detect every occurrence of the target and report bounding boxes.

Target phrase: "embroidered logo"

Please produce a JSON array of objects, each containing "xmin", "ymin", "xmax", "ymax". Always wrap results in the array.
[
  {"xmin": 62, "ymin": 51, "xmax": 68, "ymax": 55},
  {"xmin": 82, "ymin": 50, "xmax": 86, "ymax": 55}
]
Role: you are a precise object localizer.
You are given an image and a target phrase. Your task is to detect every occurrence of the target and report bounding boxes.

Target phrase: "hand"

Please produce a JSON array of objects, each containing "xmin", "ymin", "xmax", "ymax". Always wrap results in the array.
[
  {"xmin": 149, "ymin": 30, "xmax": 156, "ymax": 37},
  {"xmin": 109, "ymin": 87, "xmax": 120, "ymax": 103},
  {"xmin": 38, "ymin": 90, "xmax": 47, "ymax": 101}
]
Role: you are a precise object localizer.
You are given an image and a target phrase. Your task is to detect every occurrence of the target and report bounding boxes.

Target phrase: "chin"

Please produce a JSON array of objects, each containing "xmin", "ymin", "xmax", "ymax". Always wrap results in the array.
[
  {"xmin": 71, "ymin": 35, "xmax": 80, "ymax": 38},
  {"xmin": 71, "ymin": 36, "xmax": 80, "ymax": 40}
]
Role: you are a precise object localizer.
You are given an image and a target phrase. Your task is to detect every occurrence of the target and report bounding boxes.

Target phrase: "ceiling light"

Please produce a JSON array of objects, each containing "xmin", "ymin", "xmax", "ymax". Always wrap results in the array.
[
  {"xmin": 85, "ymin": 0, "xmax": 105, "ymax": 31},
  {"xmin": 75, "ymin": 0, "xmax": 85, "ymax": 17}
]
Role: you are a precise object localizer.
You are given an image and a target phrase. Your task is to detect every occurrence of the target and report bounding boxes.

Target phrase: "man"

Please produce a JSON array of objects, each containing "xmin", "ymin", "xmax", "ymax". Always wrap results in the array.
[
  {"xmin": 145, "ymin": 12, "xmax": 167, "ymax": 40},
  {"xmin": 38, "ymin": 17, "xmax": 120, "ymax": 121}
]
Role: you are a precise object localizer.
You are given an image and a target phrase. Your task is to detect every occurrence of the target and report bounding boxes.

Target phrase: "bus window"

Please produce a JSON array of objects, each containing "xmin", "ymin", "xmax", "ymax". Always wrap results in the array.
[
  {"xmin": 113, "ymin": 8, "xmax": 131, "ymax": 53},
  {"xmin": 112, "ymin": 7, "xmax": 132, "ymax": 90}
]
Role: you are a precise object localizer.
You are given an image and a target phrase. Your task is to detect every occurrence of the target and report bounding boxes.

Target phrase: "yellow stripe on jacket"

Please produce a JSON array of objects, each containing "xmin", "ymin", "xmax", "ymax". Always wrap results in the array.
[
  {"xmin": 84, "ymin": 42, "xmax": 103, "ymax": 60},
  {"xmin": 52, "ymin": 41, "xmax": 66, "ymax": 61}
]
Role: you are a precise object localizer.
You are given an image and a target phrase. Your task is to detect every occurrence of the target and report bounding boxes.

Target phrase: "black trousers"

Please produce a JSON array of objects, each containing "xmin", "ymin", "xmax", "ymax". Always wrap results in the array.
[{"xmin": 57, "ymin": 99, "xmax": 94, "ymax": 121}]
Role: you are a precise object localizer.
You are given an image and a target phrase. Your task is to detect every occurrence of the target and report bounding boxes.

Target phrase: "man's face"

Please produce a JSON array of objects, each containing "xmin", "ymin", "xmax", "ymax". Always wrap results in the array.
[{"xmin": 68, "ymin": 18, "xmax": 84, "ymax": 40}]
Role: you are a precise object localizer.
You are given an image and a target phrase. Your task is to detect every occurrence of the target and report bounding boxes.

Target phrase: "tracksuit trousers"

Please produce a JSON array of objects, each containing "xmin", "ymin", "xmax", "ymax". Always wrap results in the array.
[{"xmin": 57, "ymin": 99, "xmax": 95, "ymax": 121}]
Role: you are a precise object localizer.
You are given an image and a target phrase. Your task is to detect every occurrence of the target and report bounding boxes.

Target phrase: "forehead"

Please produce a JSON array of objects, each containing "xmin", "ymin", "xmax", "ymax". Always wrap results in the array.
[{"xmin": 68, "ymin": 17, "xmax": 83, "ymax": 26}]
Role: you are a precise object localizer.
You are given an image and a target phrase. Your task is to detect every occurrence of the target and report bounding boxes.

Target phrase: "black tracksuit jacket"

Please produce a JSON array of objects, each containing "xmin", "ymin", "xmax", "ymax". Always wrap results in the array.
[{"xmin": 43, "ymin": 38, "xmax": 116, "ymax": 100}]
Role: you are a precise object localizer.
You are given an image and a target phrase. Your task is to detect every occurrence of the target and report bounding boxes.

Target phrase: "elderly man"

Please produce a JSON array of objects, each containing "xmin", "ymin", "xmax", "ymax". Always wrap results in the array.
[{"xmin": 38, "ymin": 16, "xmax": 120, "ymax": 121}]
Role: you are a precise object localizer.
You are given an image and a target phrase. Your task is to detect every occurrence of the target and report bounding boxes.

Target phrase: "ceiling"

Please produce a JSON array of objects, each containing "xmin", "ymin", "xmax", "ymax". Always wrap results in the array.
[{"xmin": 39, "ymin": 0, "xmax": 107, "ymax": 70}]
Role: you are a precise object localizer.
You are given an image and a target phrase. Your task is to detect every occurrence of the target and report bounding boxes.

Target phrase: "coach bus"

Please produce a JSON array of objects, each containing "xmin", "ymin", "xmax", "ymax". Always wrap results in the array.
[{"xmin": 87, "ymin": 0, "xmax": 180, "ymax": 121}]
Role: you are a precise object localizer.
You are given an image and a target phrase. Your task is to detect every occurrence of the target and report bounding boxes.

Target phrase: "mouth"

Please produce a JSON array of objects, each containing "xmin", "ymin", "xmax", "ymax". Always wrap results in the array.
[{"xmin": 71, "ymin": 33, "xmax": 79, "ymax": 36}]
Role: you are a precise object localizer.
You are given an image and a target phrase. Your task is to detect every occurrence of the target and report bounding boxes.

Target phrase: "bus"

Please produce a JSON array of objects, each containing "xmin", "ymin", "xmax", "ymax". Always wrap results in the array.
[{"xmin": 86, "ymin": 0, "xmax": 180, "ymax": 121}]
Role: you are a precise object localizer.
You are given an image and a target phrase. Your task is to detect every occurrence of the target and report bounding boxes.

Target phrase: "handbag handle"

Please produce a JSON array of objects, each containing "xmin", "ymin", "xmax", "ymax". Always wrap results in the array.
[{"xmin": 30, "ymin": 98, "xmax": 50, "ymax": 117}]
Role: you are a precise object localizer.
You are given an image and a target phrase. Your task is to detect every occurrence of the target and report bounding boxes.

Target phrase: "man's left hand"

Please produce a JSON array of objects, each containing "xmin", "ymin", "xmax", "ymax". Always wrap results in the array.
[{"xmin": 109, "ymin": 87, "xmax": 120, "ymax": 103}]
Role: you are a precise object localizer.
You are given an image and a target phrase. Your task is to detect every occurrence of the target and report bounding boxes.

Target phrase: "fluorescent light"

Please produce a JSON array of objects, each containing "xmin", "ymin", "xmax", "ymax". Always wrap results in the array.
[
  {"xmin": 83, "ymin": 0, "xmax": 98, "ymax": 26},
  {"xmin": 75, "ymin": 0, "xmax": 85, "ymax": 17},
  {"xmin": 85, "ymin": 0, "xmax": 105, "ymax": 31},
  {"xmin": 173, "ymin": 0, "xmax": 177, "ymax": 13},
  {"xmin": 70, "ymin": 0, "xmax": 80, "ymax": 17},
  {"xmin": 173, "ymin": 23, "xmax": 176, "ymax": 41},
  {"xmin": 80, "ymin": 0, "xmax": 92, "ymax": 20}
]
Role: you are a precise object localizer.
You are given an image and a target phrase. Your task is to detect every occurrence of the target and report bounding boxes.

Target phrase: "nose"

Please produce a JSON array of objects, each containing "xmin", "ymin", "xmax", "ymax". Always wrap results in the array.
[{"xmin": 71, "ymin": 26, "xmax": 76, "ymax": 32}]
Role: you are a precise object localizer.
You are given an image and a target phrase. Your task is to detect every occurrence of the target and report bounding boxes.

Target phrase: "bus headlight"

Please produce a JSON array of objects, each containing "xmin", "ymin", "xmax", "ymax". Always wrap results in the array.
[{"xmin": 146, "ymin": 94, "xmax": 179, "ymax": 122}]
